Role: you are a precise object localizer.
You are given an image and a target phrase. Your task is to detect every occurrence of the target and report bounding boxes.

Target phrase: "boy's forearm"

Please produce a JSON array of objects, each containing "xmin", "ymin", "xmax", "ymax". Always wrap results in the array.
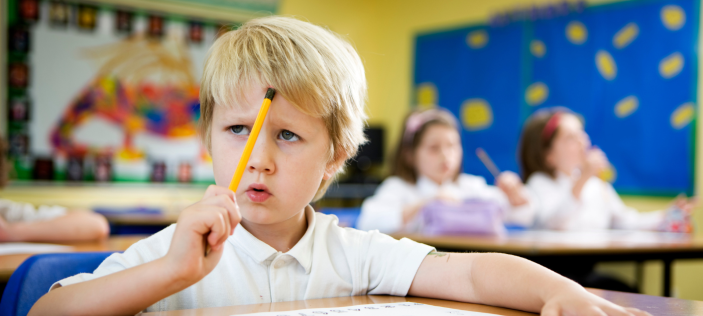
[
  {"xmin": 29, "ymin": 257, "xmax": 190, "ymax": 316},
  {"xmin": 470, "ymin": 253, "xmax": 581, "ymax": 312}
]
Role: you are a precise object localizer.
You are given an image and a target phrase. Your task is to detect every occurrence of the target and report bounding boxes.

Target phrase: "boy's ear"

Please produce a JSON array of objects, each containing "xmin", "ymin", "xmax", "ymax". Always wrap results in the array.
[{"xmin": 323, "ymin": 155, "xmax": 346, "ymax": 180}]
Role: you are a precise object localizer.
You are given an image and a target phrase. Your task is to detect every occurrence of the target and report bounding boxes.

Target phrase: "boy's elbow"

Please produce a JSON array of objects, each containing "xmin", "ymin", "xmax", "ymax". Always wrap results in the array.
[{"xmin": 29, "ymin": 290, "xmax": 62, "ymax": 316}]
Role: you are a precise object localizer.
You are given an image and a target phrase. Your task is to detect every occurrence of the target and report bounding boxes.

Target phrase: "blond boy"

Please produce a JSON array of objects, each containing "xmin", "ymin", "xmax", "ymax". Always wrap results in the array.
[{"xmin": 31, "ymin": 17, "xmax": 649, "ymax": 316}]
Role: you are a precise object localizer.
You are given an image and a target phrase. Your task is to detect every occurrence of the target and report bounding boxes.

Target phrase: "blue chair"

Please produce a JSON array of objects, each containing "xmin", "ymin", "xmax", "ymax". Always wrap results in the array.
[
  {"xmin": 0, "ymin": 252, "xmax": 117, "ymax": 316},
  {"xmin": 318, "ymin": 207, "xmax": 362, "ymax": 229}
]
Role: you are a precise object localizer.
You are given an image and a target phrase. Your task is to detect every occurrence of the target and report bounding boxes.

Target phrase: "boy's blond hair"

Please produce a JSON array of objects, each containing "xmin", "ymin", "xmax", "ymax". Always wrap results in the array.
[{"xmin": 200, "ymin": 16, "xmax": 368, "ymax": 201}]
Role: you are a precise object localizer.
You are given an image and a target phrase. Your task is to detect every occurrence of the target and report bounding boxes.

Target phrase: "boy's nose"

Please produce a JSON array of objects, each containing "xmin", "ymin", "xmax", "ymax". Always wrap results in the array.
[{"xmin": 247, "ymin": 134, "xmax": 275, "ymax": 175}]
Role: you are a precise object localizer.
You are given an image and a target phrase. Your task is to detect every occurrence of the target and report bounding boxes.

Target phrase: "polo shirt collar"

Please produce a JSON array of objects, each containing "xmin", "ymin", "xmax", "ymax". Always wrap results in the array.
[{"xmin": 229, "ymin": 205, "xmax": 316, "ymax": 274}]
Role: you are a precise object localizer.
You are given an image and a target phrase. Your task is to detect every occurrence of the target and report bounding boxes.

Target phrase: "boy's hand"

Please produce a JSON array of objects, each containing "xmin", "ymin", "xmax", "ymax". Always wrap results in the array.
[
  {"xmin": 496, "ymin": 171, "xmax": 528, "ymax": 207},
  {"xmin": 542, "ymin": 286, "xmax": 651, "ymax": 316},
  {"xmin": 165, "ymin": 185, "xmax": 241, "ymax": 284}
]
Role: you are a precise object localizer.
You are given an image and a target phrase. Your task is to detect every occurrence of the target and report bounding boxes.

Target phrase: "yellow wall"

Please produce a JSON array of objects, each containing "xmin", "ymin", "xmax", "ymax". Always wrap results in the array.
[{"xmin": 280, "ymin": 0, "xmax": 703, "ymax": 300}]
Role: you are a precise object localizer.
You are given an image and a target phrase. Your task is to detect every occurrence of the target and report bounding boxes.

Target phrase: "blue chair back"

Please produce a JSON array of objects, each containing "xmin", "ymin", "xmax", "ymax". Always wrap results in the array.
[
  {"xmin": 318, "ymin": 207, "xmax": 362, "ymax": 228},
  {"xmin": 0, "ymin": 251, "xmax": 117, "ymax": 316}
]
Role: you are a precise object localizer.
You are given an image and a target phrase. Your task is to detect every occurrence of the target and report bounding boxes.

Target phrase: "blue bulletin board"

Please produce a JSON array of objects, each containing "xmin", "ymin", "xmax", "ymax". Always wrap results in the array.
[{"xmin": 414, "ymin": 0, "xmax": 698, "ymax": 195}]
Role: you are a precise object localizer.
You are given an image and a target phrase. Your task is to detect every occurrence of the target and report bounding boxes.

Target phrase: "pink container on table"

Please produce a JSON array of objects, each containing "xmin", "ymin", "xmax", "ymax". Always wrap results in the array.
[{"xmin": 420, "ymin": 199, "xmax": 506, "ymax": 236}]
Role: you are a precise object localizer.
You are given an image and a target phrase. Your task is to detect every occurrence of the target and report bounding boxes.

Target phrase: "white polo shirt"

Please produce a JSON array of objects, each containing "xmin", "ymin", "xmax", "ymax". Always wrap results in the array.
[{"xmin": 53, "ymin": 205, "xmax": 434, "ymax": 312}]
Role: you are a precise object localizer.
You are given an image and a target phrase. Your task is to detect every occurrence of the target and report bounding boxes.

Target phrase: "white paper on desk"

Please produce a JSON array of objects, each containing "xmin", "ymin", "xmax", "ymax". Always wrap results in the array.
[
  {"xmin": 0, "ymin": 242, "xmax": 73, "ymax": 255},
  {"xmin": 234, "ymin": 302, "xmax": 500, "ymax": 316}
]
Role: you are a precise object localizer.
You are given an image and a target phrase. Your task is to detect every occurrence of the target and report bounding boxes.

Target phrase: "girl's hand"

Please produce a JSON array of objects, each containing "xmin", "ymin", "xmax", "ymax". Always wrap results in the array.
[
  {"xmin": 496, "ymin": 171, "xmax": 528, "ymax": 206},
  {"xmin": 583, "ymin": 148, "xmax": 609, "ymax": 177},
  {"xmin": 542, "ymin": 286, "xmax": 651, "ymax": 316},
  {"xmin": 164, "ymin": 185, "xmax": 241, "ymax": 285},
  {"xmin": 672, "ymin": 194, "xmax": 698, "ymax": 215}
]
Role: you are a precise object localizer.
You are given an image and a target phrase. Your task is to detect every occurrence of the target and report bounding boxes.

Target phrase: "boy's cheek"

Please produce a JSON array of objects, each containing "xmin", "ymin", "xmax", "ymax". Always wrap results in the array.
[{"xmin": 210, "ymin": 149, "xmax": 237, "ymax": 187}]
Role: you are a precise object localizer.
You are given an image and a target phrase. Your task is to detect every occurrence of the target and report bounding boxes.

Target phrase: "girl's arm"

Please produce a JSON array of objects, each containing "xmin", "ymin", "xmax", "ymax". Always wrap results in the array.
[
  {"xmin": 409, "ymin": 252, "xmax": 650, "ymax": 316},
  {"xmin": 29, "ymin": 185, "xmax": 240, "ymax": 316},
  {"xmin": 0, "ymin": 211, "xmax": 109, "ymax": 242},
  {"xmin": 358, "ymin": 178, "xmax": 421, "ymax": 233},
  {"xmin": 573, "ymin": 148, "xmax": 608, "ymax": 199}
]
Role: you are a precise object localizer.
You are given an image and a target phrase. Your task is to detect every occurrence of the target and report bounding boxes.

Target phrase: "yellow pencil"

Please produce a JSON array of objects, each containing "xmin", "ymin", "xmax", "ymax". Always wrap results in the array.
[
  {"xmin": 228, "ymin": 88, "xmax": 276, "ymax": 192},
  {"xmin": 205, "ymin": 88, "xmax": 275, "ymax": 257}
]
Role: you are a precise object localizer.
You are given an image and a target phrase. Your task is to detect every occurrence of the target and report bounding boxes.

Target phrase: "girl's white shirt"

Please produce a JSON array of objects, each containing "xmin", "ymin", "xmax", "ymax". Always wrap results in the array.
[
  {"xmin": 526, "ymin": 171, "xmax": 664, "ymax": 230},
  {"xmin": 357, "ymin": 174, "xmax": 535, "ymax": 234}
]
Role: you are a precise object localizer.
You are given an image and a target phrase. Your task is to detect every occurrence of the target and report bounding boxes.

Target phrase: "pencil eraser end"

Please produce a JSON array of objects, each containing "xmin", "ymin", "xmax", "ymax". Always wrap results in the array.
[{"xmin": 265, "ymin": 88, "xmax": 276, "ymax": 100}]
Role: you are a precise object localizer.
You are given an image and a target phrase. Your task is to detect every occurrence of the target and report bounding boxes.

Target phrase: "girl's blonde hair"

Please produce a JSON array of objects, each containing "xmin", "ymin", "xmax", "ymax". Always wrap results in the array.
[{"xmin": 199, "ymin": 16, "xmax": 368, "ymax": 201}]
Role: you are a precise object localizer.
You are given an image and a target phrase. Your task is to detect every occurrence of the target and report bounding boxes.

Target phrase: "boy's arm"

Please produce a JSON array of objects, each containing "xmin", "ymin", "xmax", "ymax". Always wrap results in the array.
[
  {"xmin": 29, "ymin": 257, "xmax": 190, "ymax": 315},
  {"xmin": 29, "ymin": 185, "xmax": 240, "ymax": 316},
  {"xmin": 408, "ymin": 252, "xmax": 650, "ymax": 316}
]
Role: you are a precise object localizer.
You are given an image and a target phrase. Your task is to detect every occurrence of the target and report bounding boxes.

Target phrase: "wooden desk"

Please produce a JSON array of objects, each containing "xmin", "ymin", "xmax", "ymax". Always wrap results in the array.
[
  {"xmin": 393, "ymin": 230, "xmax": 703, "ymax": 297},
  {"xmin": 142, "ymin": 290, "xmax": 703, "ymax": 316},
  {"xmin": 0, "ymin": 235, "xmax": 147, "ymax": 281}
]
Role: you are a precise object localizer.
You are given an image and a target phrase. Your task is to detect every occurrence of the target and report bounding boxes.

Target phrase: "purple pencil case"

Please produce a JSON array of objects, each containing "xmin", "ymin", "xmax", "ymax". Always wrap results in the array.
[{"xmin": 421, "ymin": 199, "xmax": 506, "ymax": 236}]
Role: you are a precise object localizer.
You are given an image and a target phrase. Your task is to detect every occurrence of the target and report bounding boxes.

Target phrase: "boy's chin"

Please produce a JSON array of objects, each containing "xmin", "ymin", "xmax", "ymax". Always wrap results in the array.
[{"xmin": 240, "ymin": 205, "xmax": 301, "ymax": 226}]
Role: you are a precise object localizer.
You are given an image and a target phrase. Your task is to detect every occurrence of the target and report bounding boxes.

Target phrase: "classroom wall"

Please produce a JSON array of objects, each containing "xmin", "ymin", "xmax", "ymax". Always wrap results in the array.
[{"xmin": 280, "ymin": 0, "xmax": 703, "ymax": 300}]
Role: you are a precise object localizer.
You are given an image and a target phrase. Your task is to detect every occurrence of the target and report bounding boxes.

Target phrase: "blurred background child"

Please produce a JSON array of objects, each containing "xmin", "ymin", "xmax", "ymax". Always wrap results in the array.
[
  {"xmin": 519, "ymin": 108, "xmax": 695, "ymax": 231},
  {"xmin": 357, "ymin": 108, "xmax": 533, "ymax": 234}
]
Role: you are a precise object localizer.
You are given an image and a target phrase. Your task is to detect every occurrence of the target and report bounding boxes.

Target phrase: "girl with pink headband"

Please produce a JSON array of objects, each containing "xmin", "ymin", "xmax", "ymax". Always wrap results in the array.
[
  {"xmin": 519, "ymin": 107, "xmax": 695, "ymax": 232},
  {"xmin": 357, "ymin": 108, "xmax": 534, "ymax": 234}
]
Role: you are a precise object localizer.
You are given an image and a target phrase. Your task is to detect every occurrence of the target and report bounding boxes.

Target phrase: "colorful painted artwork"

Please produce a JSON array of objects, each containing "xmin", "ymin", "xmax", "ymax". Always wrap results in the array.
[{"xmin": 50, "ymin": 75, "xmax": 201, "ymax": 160}]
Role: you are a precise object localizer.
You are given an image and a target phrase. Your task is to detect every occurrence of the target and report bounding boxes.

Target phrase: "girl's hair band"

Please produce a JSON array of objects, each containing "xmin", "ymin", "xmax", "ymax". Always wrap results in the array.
[
  {"xmin": 542, "ymin": 112, "xmax": 562, "ymax": 141},
  {"xmin": 402, "ymin": 108, "xmax": 458, "ymax": 144}
]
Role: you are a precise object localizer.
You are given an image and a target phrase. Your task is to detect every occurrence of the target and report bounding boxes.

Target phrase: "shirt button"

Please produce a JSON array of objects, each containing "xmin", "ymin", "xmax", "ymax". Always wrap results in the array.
[{"xmin": 274, "ymin": 261, "xmax": 284, "ymax": 269}]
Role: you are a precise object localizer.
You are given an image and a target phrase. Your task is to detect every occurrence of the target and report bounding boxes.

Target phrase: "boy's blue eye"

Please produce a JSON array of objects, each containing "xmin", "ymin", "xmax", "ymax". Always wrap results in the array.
[
  {"xmin": 230, "ymin": 125, "xmax": 250, "ymax": 135},
  {"xmin": 279, "ymin": 130, "xmax": 299, "ymax": 141}
]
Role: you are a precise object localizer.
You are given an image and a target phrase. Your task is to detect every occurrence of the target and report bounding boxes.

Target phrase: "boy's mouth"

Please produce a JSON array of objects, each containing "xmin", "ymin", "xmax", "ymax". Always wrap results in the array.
[{"xmin": 246, "ymin": 183, "xmax": 272, "ymax": 203}]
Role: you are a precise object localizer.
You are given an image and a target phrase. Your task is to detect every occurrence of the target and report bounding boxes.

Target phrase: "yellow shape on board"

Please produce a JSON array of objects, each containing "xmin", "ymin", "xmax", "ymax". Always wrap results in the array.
[
  {"xmin": 614, "ymin": 95, "xmax": 639, "ymax": 118},
  {"xmin": 461, "ymin": 98, "xmax": 493, "ymax": 131},
  {"xmin": 659, "ymin": 52, "xmax": 684, "ymax": 79},
  {"xmin": 566, "ymin": 21, "xmax": 588, "ymax": 45},
  {"xmin": 124, "ymin": 116, "xmax": 144, "ymax": 133},
  {"xmin": 117, "ymin": 147, "xmax": 145, "ymax": 160},
  {"xmin": 661, "ymin": 5, "xmax": 686, "ymax": 31},
  {"xmin": 416, "ymin": 82, "xmax": 438, "ymax": 109},
  {"xmin": 525, "ymin": 82, "xmax": 549, "ymax": 106},
  {"xmin": 596, "ymin": 50, "xmax": 617, "ymax": 80},
  {"xmin": 671, "ymin": 102, "xmax": 695, "ymax": 129},
  {"xmin": 530, "ymin": 40, "xmax": 546, "ymax": 58},
  {"xmin": 467, "ymin": 30, "xmax": 489, "ymax": 49},
  {"xmin": 613, "ymin": 22, "xmax": 639, "ymax": 49},
  {"xmin": 599, "ymin": 165, "xmax": 617, "ymax": 183}
]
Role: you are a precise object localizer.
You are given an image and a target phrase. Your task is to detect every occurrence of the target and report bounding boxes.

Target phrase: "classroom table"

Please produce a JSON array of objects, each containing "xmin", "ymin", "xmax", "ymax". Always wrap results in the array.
[
  {"xmin": 141, "ymin": 290, "xmax": 703, "ymax": 316},
  {"xmin": 392, "ymin": 230, "xmax": 703, "ymax": 297},
  {"xmin": 0, "ymin": 235, "xmax": 147, "ymax": 281}
]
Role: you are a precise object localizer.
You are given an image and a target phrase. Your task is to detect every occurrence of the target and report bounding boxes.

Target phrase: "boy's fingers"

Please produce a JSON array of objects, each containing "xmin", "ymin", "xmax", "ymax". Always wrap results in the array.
[
  {"xmin": 200, "ymin": 195, "xmax": 240, "ymax": 235},
  {"xmin": 599, "ymin": 305, "xmax": 630, "ymax": 316},
  {"xmin": 540, "ymin": 304, "xmax": 559, "ymax": 316},
  {"xmin": 207, "ymin": 211, "xmax": 228, "ymax": 248},
  {"xmin": 203, "ymin": 185, "xmax": 235, "ymax": 200},
  {"xmin": 624, "ymin": 307, "xmax": 652, "ymax": 316},
  {"xmin": 214, "ymin": 206, "xmax": 232, "ymax": 244},
  {"xmin": 210, "ymin": 195, "xmax": 241, "ymax": 233}
]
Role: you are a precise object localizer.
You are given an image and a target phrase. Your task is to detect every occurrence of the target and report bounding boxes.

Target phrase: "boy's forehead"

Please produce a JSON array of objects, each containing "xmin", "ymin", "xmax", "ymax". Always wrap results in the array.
[{"xmin": 215, "ymin": 89, "xmax": 324, "ymax": 130}]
